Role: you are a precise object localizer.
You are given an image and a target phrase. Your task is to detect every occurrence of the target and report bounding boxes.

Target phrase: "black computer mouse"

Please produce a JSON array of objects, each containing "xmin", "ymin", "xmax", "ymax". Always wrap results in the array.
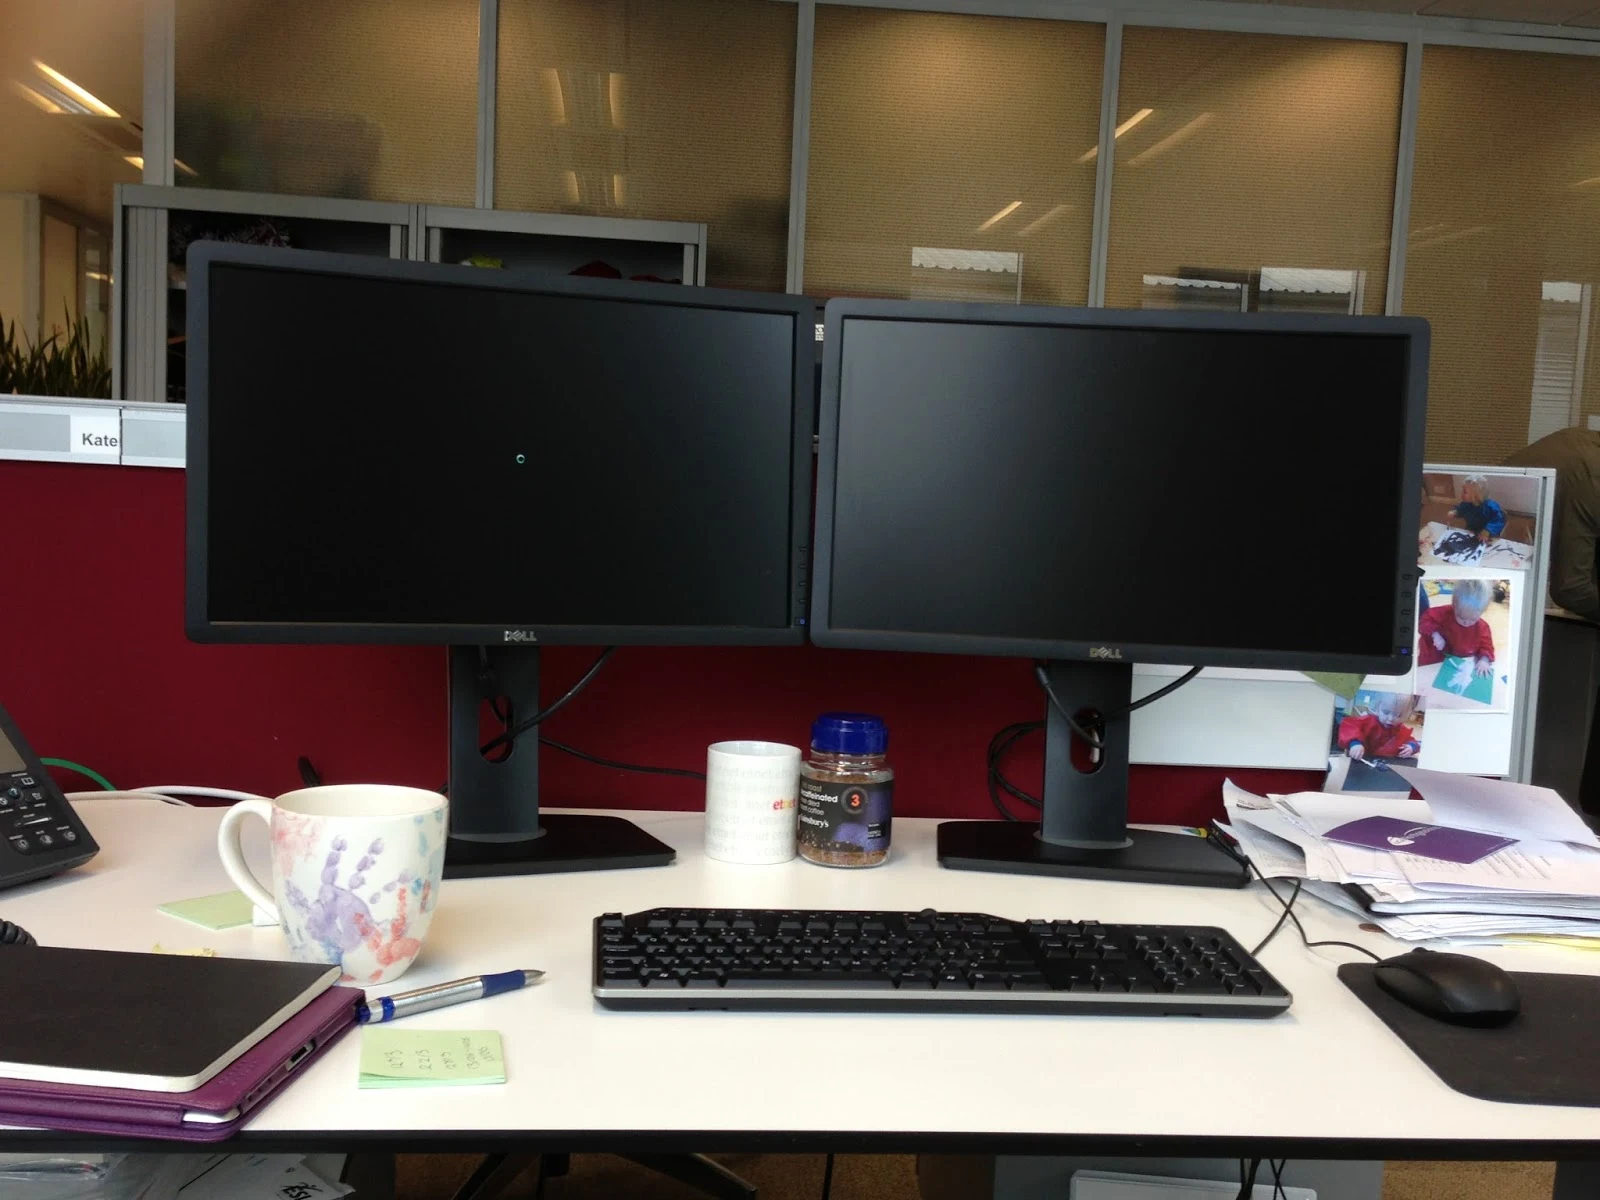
[{"xmin": 1373, "ymin": 948, "xmax": 1520, "ymax": 1027}]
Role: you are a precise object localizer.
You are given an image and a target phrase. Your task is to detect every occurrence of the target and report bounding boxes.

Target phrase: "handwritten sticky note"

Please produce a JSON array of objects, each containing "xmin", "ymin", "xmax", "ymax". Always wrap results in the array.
[
  {"xmin": 358, "ymin": 1029, "xmax": 505, "ymax": 1089},
  {"xmin": 158, "ymin": 889, "xmax": 256, "ymax": 930}
]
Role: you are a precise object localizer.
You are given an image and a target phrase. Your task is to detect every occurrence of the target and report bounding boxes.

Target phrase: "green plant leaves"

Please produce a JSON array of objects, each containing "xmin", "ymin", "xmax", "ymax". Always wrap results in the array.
[{"xmin": 0, "ymin": 306, "xmax": 111, "ymax": 399}]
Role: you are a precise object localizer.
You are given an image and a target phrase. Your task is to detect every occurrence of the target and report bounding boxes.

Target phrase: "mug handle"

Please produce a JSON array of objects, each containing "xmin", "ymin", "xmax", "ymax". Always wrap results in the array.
[{"xmin": 216, "ymin": 799, "xmax": 280, "ymax": 922}]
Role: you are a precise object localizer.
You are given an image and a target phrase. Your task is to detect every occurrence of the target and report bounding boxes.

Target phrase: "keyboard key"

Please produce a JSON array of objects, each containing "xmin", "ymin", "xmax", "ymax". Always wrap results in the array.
[
  {"xmin": 938, "ymin": 971, "xmax": 971, "ymax": 988},
  {"xmin": 599, "ymin": 914, "xmax": 625, "ymax": 929}
]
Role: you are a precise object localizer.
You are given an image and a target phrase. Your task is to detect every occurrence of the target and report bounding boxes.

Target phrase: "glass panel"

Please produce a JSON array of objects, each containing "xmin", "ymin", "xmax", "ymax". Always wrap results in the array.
[
  {"xmin": 1105, "ymin": 28, "xmax": 1402, "ymax": 318},
  {"xmin": 81, "ymin": 227, "xmax": 110, "ymax": 357},
  {"xmin": 806, "ymin": 7, "xmax": 1103, "ymax": 305},
  {"xmin": 495, "ymin": 0, "xmax": 796, "ymax": 291},
  {"xmin": 40, "ymin": 212, "xmax": 78, "ymax": 337},
  {"xmin": 174, "ymin": 0, "xmax": 478, "ymax": 205},
  {"xmin": 1405, "ymin": 46, "xmax": 1600, "ymax": 462},
  {"xmin": 0, "ymin": 2, "xmax": 137, "ymax": 388}
]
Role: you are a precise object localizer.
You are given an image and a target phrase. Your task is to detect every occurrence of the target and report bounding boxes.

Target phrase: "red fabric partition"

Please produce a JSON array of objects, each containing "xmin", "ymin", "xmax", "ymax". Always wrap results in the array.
[{"xmin": 2, "ymin": 461, "xmax": 1322, "ymax": 817}]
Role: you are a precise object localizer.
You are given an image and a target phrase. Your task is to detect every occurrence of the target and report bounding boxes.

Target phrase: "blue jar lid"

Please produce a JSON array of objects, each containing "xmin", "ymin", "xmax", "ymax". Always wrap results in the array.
[{"xmin": 811, "ymin": 712, "xmax": 888, "ymax": 756}]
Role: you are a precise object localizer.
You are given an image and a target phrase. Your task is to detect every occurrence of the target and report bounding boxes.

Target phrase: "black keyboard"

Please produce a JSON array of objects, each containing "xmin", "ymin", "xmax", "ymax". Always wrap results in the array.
[{"xmin": 592, "ymin": 908, "xmax": 1291, "ymax": 1017}]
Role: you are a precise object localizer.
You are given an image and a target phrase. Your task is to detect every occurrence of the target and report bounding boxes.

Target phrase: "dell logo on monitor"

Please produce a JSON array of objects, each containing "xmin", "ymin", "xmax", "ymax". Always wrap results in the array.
[
  {"xmin": 502, "ymin": 630, "xmax": 538, "ymax": 644},
  {"xmin": 1089, "ymin": 646, "xmax": 1124, "ymax": 660}
]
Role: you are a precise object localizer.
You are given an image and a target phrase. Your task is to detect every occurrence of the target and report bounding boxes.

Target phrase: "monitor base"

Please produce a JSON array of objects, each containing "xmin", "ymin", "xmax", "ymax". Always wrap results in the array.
[
  {"xmin": 937, "ymin": 821, "xmax": 1247, "ymax": 888},
  {"xmin": 444, "ymin": 814, "xmax": 676, "ymax": 879}
]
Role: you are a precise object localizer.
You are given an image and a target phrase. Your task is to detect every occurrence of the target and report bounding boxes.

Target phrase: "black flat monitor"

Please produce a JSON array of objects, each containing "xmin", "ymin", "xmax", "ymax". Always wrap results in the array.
[
  {"xmin": 186, "ymin": 244, "xmax": 815, "ymax": 877},
  {"xmin": 812, "ymin": 298, "xmax": 1428, "ymax": 887}
]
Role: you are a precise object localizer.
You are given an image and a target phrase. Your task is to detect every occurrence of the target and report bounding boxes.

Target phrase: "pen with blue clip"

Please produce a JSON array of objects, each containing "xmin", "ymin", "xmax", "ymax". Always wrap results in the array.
[{"xmin": 357, "ymin": 969, "xmax": 545, "ymax": 1024}]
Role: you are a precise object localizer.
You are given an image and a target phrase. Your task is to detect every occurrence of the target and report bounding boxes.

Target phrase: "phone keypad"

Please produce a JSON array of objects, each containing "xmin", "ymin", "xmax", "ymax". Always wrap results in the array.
[{"xmin": 1, "ymin": 770, "xmax": 79, "ymax": 856}]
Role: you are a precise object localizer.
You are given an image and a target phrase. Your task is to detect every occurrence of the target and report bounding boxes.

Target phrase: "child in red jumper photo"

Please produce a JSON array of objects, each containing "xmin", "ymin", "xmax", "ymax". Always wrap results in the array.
[
  {"xmin": 1417, "ymin": 578, "xmax": 1495, "ymax": 677},
  {"xmin": 1336, "ymin": 692, "xmax": 1421, "ymax": 761}
]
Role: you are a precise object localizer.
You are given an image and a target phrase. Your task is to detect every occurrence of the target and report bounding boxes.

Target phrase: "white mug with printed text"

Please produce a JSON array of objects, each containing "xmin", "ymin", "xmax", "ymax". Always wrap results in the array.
[
  {"xmin": 217, "ymin": 784, "xmax": 447, "ymax": 985},
  {"xmin": 703, "ymin": 741, "xmax": 802, "ymax": 865}
]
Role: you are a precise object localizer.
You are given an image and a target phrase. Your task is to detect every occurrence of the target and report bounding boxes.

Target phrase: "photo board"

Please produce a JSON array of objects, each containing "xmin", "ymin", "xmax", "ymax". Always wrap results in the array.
[{"xmin": 1129, "ymin": 463, "xmax": 1555, "ymax": 782}]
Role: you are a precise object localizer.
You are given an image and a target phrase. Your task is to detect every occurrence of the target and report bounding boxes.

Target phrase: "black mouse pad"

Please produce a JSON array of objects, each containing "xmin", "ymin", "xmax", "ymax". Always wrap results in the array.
[{"xmin": 1340, "ymin": 963, "xmax": 1600, "ymax": 1107}]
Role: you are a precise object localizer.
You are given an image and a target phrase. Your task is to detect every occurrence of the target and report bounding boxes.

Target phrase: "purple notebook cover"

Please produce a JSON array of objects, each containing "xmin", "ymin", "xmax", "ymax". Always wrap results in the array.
[
  {"xmin": 0, "ymin": 986, "xmax": 360, "ymax": 1142},
  {"xmin": 1323, "ymin": 815, "xmax": 1516, "ymax": 864}
]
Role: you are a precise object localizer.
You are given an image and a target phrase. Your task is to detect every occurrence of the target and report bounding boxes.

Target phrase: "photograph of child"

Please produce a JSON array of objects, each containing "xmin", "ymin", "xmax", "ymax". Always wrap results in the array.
[
  {"xmin": 1333, "ymin": 690, "xmax": 1423, "ymax": 762},
  {"xmin": 1324, "ymin": 690, "xmax": 1424, "ymax": 795},
  {"xmin": 1415, "ymin": 577, "xmax": 1514, "ymax": 710},
  {"xmin": 1418, "ymin": 472, "xmax": 1538, "ymax": 570}
]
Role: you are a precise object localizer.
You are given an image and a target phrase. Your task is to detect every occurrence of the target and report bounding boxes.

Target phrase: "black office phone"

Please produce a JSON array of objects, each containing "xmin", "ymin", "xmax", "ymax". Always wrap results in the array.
[{"xmin": 0, "ymin": 705, "xmax": 98, "ymax": 890}]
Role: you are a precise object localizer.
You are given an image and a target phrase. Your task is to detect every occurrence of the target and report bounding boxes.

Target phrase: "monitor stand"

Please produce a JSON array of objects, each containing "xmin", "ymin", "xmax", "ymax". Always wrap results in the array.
[
  {"xmin": 443, "ymin": 645, "xmax": 676, "ymax": 879},
  {"xmin": 937, "ymin": 660, "xmax": 1246, "ymax": 888}
]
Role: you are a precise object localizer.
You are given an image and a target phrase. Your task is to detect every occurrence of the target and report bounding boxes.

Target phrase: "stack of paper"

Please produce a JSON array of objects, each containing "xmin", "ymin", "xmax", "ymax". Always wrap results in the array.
[{"xmin": 1218, "ymin": 768, "xmax": 1600, "ymax": 946}]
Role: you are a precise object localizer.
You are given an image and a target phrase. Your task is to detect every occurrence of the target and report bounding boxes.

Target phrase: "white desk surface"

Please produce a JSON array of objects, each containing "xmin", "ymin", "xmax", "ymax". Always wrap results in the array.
[{"xmin": 5, "ymin": 799, "xmax": 1600, "ymax": 1155}]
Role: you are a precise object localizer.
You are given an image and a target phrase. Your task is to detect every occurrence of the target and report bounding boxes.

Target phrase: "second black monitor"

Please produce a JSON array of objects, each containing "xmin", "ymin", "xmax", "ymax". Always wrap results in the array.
[{"xmin": 812, "ymin": 299, "xmax": 1427, "ymax": 676}]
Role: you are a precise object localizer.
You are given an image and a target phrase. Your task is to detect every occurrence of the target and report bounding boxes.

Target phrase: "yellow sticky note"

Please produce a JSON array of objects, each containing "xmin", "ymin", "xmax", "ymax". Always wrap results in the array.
[
  {"xmin": 358, "ymin": 1029, "xmax": 505, "ymax": 1089},
  {"xmin": 158, "ymin": 890, "xmax": 255, "ymax": 930},
  {"xmin": 151, "ymin": 944, "xmax": 217, "ymax": 956}
]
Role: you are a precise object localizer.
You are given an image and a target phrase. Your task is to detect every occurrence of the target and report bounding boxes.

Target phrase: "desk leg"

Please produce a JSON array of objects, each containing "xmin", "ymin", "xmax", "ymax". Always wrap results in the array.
[
  {"xmin": 342, "ymin": 1154, "xmax": 397, "ymax": 1200},
  {"xmin": 447, "ymin": 1154, "xmax": 540, "ymax": 1200},
  {"xmin": 620, "ymin": 1154, "xmax": 757, "ymax": 1200},
  {"xmin": 1554, "ymin": 1160, "xmax": 1600, "ymax": 1199}
]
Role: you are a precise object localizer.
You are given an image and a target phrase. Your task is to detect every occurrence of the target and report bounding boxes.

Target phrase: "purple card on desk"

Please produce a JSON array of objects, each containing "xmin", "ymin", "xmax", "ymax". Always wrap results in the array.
[{"xmin": 1323, "ymin": 815, "xmax": 1515, "ymax": 864}]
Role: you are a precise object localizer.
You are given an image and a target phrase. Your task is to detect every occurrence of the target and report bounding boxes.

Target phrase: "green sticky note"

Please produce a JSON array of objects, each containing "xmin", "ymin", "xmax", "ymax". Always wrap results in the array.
[
  {"xmin": 1302, "ymin": 671, "xmax": 1364, "ymax": 701},
  {"xmin": 358, "ymin": 1029, "xmax": 506, "ymax": 1089},
  {"xmin": 157, "ymin": 890, "xmax": 255, "ymax": 930}
]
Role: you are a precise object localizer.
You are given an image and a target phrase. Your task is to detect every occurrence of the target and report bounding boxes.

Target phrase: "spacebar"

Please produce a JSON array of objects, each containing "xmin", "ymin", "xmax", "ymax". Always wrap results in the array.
[{"xmin": 723, "ymin": 973, "xmax": 897, "ymax": 989}]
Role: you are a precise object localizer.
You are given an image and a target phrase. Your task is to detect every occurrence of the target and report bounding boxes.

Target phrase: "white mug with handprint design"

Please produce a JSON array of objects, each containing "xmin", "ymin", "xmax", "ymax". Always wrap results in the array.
[{"xmin": 217, "ymin": 785, "xmax": 447, "ymax": 985}]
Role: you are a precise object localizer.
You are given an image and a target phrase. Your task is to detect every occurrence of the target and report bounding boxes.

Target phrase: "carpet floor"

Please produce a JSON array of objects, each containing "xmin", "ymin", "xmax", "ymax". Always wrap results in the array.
[{"xmin": 393, "ymin": 1153, "xmax": 1557, "ymax": 1199}]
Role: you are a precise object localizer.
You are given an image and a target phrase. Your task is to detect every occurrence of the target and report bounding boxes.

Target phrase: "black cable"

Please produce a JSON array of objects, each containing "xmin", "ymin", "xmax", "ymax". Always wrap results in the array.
[
  {"xmin": 478, "ymin": 647, "xmax": 616, "ymax": 756},
  {"xmin": 986, "ymin": 721, "xmax": 1043, "ymax": 820},
  {"xmin": 821, "ymin": 1154, "xmax": 835, "ymax": 1200},
  {"xmin": 1244, "ymin": 856, "xmax": 1384, "ymax": 963},
  {"xmin": 1250, "ymin": 878, "xmax": 1303, "ymax": 957},
  {"xmin": 1123, "ymin": 665, "xmax": 1204, "ymax": 715},
  {"xmin": 540, "ymin": 736, "xmax": 706, "ymax": 781},
  {"xmin": 1236, "ymin": 1157, "xmax": 1261, "ymax": 1200},
  {"xmin": 0, "ymin": 920, "xmax": 37, "ymax": 947},
  {"xmin": 1035, "ymin": 664, "xmax": 1108, "ymax": 749},
  {"xmin": 1034, "ymin": 663, "xmax": 1206, "ymax": 752}
]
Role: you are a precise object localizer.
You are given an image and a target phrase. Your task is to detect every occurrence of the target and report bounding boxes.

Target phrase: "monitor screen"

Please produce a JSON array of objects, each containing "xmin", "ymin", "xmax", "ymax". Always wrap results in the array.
[
  {"xmin": 188, "ymin": 251, "xmax": 812, "ymax": 644},
  {"xmin": 814, "ymin": 304, "xmax": 1426, "ymax": 672}
]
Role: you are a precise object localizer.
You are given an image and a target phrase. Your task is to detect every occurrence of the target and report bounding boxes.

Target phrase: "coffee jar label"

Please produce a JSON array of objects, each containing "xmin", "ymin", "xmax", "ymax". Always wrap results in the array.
[{"xmin": 797, "ymin": 778, "xmax": 893, "ymax": 860}]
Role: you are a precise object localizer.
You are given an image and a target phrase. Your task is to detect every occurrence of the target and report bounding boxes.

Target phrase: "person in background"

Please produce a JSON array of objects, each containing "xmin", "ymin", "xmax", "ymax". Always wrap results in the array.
[
  {"xmin": 1505, "ymin": 429, "xmax": 1600, "ymax": 623},
  {"xmin": 1336, "ymin": 694, "xmax": 1420, "ymax": 761},
  {"xmin": 1417, "ymin": 578, "xmax": 1495, "ymax": 676},
  {"xmin": 1505, "ymin": 429, "xmax": 1600, "ymax": 819},
  {"xmin": 1450, "ymin": 474, "xmax": 1506, "ymax": 544}
]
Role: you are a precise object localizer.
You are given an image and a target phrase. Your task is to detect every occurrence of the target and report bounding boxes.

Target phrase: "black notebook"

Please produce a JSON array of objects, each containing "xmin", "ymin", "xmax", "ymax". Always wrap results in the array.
[{"xmin": 0, "ymin": 946, "xmax": 340, "ymax": 1092}]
